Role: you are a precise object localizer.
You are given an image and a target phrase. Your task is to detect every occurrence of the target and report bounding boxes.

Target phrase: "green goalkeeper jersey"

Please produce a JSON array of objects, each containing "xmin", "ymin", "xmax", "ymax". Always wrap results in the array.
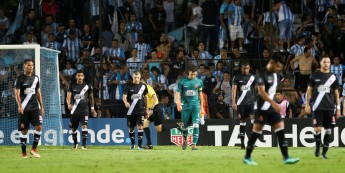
[{"xmin": 177, "ymin": 77, "xmax": 203, "ymax": 108}]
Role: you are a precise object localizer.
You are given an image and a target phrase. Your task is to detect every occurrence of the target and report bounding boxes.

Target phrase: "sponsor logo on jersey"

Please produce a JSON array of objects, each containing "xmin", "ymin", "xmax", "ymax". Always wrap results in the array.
[{"xmin": 170, "ymin": 127, "xmax": 193, "ymax": 146}]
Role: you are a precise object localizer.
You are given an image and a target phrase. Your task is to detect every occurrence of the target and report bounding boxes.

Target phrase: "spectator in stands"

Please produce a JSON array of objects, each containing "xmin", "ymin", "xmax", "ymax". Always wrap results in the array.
[
  {"xmin": 42, "ymin": 0, "xmax": 58, "ymax": 17},
  {"xmin": 256, "ymin": 48, "xmax": 270, "ymax": 73},
  {"xmin": 200, "ymin": 0, "xmax": 218, "ymax": 54},
  {"xmin": 66, "ymin": 18, "xmax": 82, "ymax": 38},
  {"xmin": 55, "ymin": 23, "xmax": 68, "ymax": 45},
  {"xmin": 280, "ymin": 77, "xmax": 300, "ymax": 118},
  {"xmin": 296, "ymin": 15, "xmax": 314, "ymax": 39},
  {"xmin": 228, "ymin": 0, "xmax": 245, "ymax": 53},
  {"xmin": 102, "ymin": 24, "xmax": 114, "ymax": 54},
  {"xmin": 119, "ymin": 0, "xmax": 136, "ymax": 22},
  {"xmin": 143, "ymin": 49, "xmax": 163, "ymax": 75},
  {"xmin": 150, "ymin": 66, "xmax": 169, "ymax": 96},
  {"xmin": 289, "ymin": 47, "xmax": 318, "ymax": 91},
  {"xmin": 126, "ymin": 13, "xmax": 143, "ymax": 44},
  {"xmin": 275, "ymin": 90, "xmax": 292, "ymax": 118},
  {"xmin": 156, "ymin": 33, "xmax": 172, "ymax": 76},
  {"xmin": 213, "ymin": 71, "xmax": 232, "ymax": 107},
  {"xmin": 214, "ymin": 47, "xmax": 230, "ymax": 70},
  {"xmin": 98, "ymin": 62, "xmax": 111, "ymax": 118},
  {"xmin": 169, "ymin": 50, "xmax": 186, "ymax": 83},
  {"xmin": 44, "ymin": 14, "xmax": 57, "ymax": 35},
  {"xmin": 188, "ymin": 0, "xmax": 203, "ymax": 46},
  {"xmin": 142, "ymin": 68, "xmax": 155, "ymax": 86},
  {"xmin": 127, "ymin": 48, "xmax": 143, "ymax": 76},
  {"xmin": 134, "ymin": 35, "xmax": 151, "ymax": 62},
  {"xmin": 91, "ymin": 46, "xmax": 106, "ymax": 62},
  {"xmin": 22, "ymin": 32, "xmax": 37, "ymax": 44},
  {"xmin": 219, "ymin": 0, "xmax": 230, "ymax": 50},
  {"xmin": 81, "ymin": 24, "xmax": 95, "ymax": 52},
  {"xmin": 188, "ymin": 48, "xmax": 201, "ymax": 68},
  {"xmin": 261, "ymin": 10, "xmax": 278, "ymax": 51},
  {"xmin": 0, "ymin": 8, "xmax": 10, "ymax": 32},
  {"xmin": 111, "ymin": 65, "xmax": 131, "ymax": 118},
  {"xmin": 273, "ymin": 0, "xmax": 294, "ymax": 52},
  {"xmin": 114, "ymin": 20, "xmax": 133, "ymax": 58},
  {"xmin": 62, "ymin": 30, "xmax": 82, "ymax": 63},
  {"xmin": 44, "ymin": 33, "xmax": 61, "ymax": 50},
  {"xmin": 288, "ymin": 35, "xmax": 306, "ymax": 89},
  {"xmin": 331, "ymin": 56, "xmax": 345, "ymax": 87},
  {"xmin": 212, "ymin": 90, "xmax": 231, "ymax": 119},
  {"xmin": 90, "ymin": 0, "xmax": 100, "ymax": 23},
  {"xmin": 107, "ymin": 39, "xmax": 126, "ymax": 67},
  {"xmin": 198, "ymin": 41, "xmax": 213, "ymax": 65},
  {"xmin": 148, "ymin": 0, "xmax": 166, "ymax": 43},
  {"xmin": 41, "ymin": 24, "xmax": 52, "ymax": 45},
  {"xmin": 163, "ymin": 0, "xmax": 175, "ymax": 32},
  {"xmin": 203, "ymin": 66, "xmax": 217, "ymax": 115},
  {"xmin": 61, "ymin": 60, "xmax": 77, "ymax": 83},
  {"xmin": 213, "ymin": 61, "xmax": 224, "ymax": 82},
  {"xmin": 197, "ymin": 64, "xmax": 206, "ymax": 81},
  {"xmin": 231, "ymin": 47, "xmax": 245, "ymax": 75},
  {"xmin": 22, "ymin": 9, "xmax": 41, "ymax": 37}
]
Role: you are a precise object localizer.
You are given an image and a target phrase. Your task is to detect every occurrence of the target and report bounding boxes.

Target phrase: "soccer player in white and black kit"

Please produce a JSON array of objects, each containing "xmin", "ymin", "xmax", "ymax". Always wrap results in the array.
[
  {"xmin": 123, "ymin": 71, "xmax": 149, "ymax": 150},
  {"xmin": 232, "ymin": 62, "xmax": 255, "ymax": 149},
  {"xmin": 66, "ymin": 70, "xmax": 96, "ymax": 149},
  {"xmin": 305, "ymin": 56, "xmax": 340, "ymax": 159},
  {"xmin": 15, "ymin": 59, "xmax": 44, "ymax": 158},
  {"xmin": 243, "ymin": 55, "xmax": 299, "ymax": 165}
]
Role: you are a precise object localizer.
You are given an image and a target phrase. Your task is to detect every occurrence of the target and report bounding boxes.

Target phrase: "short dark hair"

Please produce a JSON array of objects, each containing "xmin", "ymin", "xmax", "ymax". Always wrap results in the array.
[
  {"xmin": 23, "ymin": 59, "xmax": 33, "ymax": 65},
  {"xmin": 241, "ymin": 61, "xmax": 250, "ymax": 67},
  {"xmin": 304, "ymin": 47, "xmax": 310, "ymax": 53},
  {"xmin": 76, "ymin": 69, "xmax": 84, "ymax": 74},
  {"xmin": 270, "ymin": 54, "xmax": 285, "ymax": 64},
  {"xmin": 205, "ymin": 66, "xmax": 211, "ymax": 71},
  {"xmin": 187, "ymin": 66, "xmax": 198, "ymax": 73}
]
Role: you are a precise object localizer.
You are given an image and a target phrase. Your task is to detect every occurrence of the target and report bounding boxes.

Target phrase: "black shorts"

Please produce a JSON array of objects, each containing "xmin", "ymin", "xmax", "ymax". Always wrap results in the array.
[
  {"xmin": 238, "ymin": 104, "xmax": 255, "ymax": 120},
  {"xmin": 127, "ymin": 113, "xmax": 145, "ymax": 127},
  {"xmin": 18, "ymin": 109, "xmax": 42, "ymax": 131},
  {"xmin": 147, "ymin": 113, "xmax": 163, "ymax": 126},
  {"xmin": 313, "ymin": 110, "xmax": 335, "ymax": 128},
  {"xmin": 69, "ymin": 113, "xmax": 89, "ymax": 129},
  {"xmin": 255, "ymin": 107, "xmax": 282, "ymax": 125}
]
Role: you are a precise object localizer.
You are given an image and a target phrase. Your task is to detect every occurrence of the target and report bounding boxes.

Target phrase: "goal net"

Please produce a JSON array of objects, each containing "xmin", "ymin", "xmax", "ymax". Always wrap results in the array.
[{"xmin": 0, "ymin": 45, "xmax": 63, "ymax": 146}]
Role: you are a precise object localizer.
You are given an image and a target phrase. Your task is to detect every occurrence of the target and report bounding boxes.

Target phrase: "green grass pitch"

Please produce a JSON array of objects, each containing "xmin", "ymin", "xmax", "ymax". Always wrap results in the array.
[{"xmin": 0, "ymin": 146, "xmax": 344, "ymax": 173}]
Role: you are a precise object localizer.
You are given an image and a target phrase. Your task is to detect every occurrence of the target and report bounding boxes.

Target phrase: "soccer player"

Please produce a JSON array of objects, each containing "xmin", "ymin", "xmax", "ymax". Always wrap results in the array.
[
  {"xmin": 243, "ymin": 54, "xmax": 299, "ymax": 165},
  {"xmin": 15, "ymin": 59, "xmax": 44, "ymax": 158},
  {"xmin": 144, "ymin": 92, "xmax": 170, "ymax": 149},
  {"xmin": 123, "ymin": 71, "xmax": 149, "ymax": 150},
  {"xmin": 305, "ymin": 56, "xmax": 340, "ymax": 159},
  {"xmin": 175, "ymin": 66, "xmax": 204, "ymax": 150},
  {"xmin": 232, "ymin": 62, "xmax": 255, "ymax": 149},
  {"xmin": 141, "ymin": 77, "xmax": 159, "ymax": 149},
  {"xmin": 66, "ymin": 70, "xmax": 96, "ymax": 149}
]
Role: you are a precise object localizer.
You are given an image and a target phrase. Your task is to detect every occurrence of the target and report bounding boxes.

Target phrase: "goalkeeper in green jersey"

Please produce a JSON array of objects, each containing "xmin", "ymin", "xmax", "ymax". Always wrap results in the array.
[{"xmin": 175, "ymin": 66, "xmax": 205, "ymax": 150}]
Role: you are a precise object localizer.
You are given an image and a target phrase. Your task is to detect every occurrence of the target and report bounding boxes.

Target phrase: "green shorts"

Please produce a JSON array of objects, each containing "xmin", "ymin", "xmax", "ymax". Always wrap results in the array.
[{"xmin": 181, "ymin": 104, "xmax": 200, "ymax": 127}]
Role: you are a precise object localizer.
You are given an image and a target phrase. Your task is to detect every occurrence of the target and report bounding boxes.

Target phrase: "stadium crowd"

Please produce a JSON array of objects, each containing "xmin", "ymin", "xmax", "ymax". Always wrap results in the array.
[{"xmin": 1, "ymin": 0, "xmax": 345, "ymax": 119}]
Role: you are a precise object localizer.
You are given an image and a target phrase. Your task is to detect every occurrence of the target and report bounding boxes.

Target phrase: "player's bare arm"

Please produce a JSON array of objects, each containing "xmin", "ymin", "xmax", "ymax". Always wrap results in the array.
[
  {"xmin": 66, "ymin": 91, "xmax": 72, "ymax": 110},
  {"xmin": 90, "ymin": 92, "xmax": 97, "ymax": 117},
  {"xmin": 36, "ymin": 88, "xmax": 44, "ymax": 116},
  {"xmin": 175, "ymin": 91, "xmax": 182, "ymax": 111},
  {"xmin": 232, "ymin": 84, "xmax": 237, "ymax": 111},
  {"xmin": 123, "ymin": 94, "xmax": 130, "ymax": 108},
  {"xmin": 15, "ymin": 88, "xmax": 23, "ymax": 114},
  {"xmin": 257, "ymin": 84, "xmax": 281, "ymax": 113},
  {"xmin": 199, "ymin": 91, "xmax": 205, "ymax": 117},
  {"xmin": 305, "ymin": 86, "xmax": 313, "ymax": 114}
]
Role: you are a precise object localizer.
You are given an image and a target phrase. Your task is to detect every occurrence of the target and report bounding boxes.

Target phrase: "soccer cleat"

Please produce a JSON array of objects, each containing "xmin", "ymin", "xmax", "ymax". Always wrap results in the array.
[
  {"xmin": 143, "ymin": 145, "xmax": 153, "ymax": 149},
  {"xmin": 243, "ymin": 157, "xmax": 257, "ymax": 165},
  {"xmin": 314, "ymin": 146, "xmax": 320, "ymax": 157},
  {"xmin": 81, "ymin": 146, "xmax": 87, "ymax": 150},
  {"xmin": 30, "ymin": 149, "xmax": 41, "ymax": 158},
  {"xmin": 321, "ymin": 154, "xmax": 328, "ymax": 160},
  {"xmin": 192, "ymin": 147, "xmax": 198, "ymax": 151},
  {"xmin": 283, "ymin": 157, "xmax": 300, "ymax": 164},
  {"xmin": 130, "ymin": 144, "xmax": 135, "ymax": 150},
  {"xmin": 72, "ymin": 144, "xmax": 78, "ymax": 150},
  {"xmin": 137, "ymin": 146, "xmax": 144, "ymax": 150},
  {"xmin": 22, "ymin": 153, "xmax": 29, "ymax": 159},
  {"xmin": 182, "ymin": 140, "xmax": 187, "ymax": 150}
]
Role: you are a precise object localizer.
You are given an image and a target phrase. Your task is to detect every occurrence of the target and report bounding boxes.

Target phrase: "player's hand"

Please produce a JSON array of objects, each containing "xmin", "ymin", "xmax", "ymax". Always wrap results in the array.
[
  {"xmin": 232, "ymin": 104, "xmax": 237, "ymax": 111},
  {"xmin": 305, "ymin": 105, "xmax": 311, "ymax": 114},
  {"xmin": 124, "ymin": 102, "xmax": 130, "ymax": 108},
  {"xmin": 91, "ymin": 109, "xmax": 97, "ymax": 117},
  {"xmin": 336, "ymin": 109, "xmax": 340, "ymax": 119},
  {"xmin": 272, "ymin": 102, "xmax": 281, "ymax": 113},
  {"xmin": 342, "ymin": 109, "xmax": 345, "ymax": 117},
  {"xmin": 68, "ymin": 104, "xmax": 72, "ymax": 110},
  {"xmin": 177, "ymin": 104, "xmax": 182, "ymax": 112},
  {"xmin": 200, "ymin": 109, "xmax": 205, "ymax": 116},
  {"xmin": 18, "ymin": 107, "xmax": 24, "ymax": 114},
  {"xmin": 199, "ymin": 116, "xmax": 205, "ymax": 125}
]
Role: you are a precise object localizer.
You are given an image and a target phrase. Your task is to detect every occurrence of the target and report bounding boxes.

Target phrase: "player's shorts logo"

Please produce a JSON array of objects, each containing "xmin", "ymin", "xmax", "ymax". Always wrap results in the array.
[{"xmin": 170, "ymin": 127, "xmax": 193, "ymax": 146}]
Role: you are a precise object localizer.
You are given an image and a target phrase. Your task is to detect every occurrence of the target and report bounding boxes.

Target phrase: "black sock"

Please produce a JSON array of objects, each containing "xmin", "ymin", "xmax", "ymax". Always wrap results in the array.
[
  {"xmin": 239, "ymin": 123, "xmax": 245, "ymax": 146},
  {"xmin": 314, "ymin": 132, "xmax": 321, "ymax": 148},
  {"xmin": 72, "ymin": 131, "xmax": 78, "ymax": 144},
  {"xmin": 144, "ymin": 127, "xmax": 152, "ymax": 145},
  {"xmin": 138, "ymin": 130, "xmax": 143, "ymax": 147},
  {"xmin": 322, "ymin": 129, "xmax": 331, "ymax": 156},
  {"xmin": 82, "ymin": 129, "xmax": 88, "ymax": 146},
  {"xmin": 32, "ymin": 131, "xmax": 41, "ymax": 149},
  {"xmin": 245, "ymin": 131, "xmax": 261, "ymax": 159},
  {"xmin": 20, "ymin": 135, "xmax": 27, "ymax": 154},
  {"xmin": 276, "ymin": 129, "xmax": 289, "ymax": 160},
  {"xmin": 129, "ymin": 131, "xmax": 135, "ymax": 145}
]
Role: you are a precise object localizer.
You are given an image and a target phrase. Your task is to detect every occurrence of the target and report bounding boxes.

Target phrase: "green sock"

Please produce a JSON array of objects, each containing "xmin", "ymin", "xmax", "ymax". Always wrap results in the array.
[{"xmin": 192, "ymin": 127, "xmax": 199, "ymax": 144}]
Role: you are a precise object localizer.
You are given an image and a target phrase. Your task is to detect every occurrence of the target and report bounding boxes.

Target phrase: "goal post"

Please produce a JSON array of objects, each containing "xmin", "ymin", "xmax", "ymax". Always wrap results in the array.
[{"xmin": 0, "ymin": 44, "xmax": 64, "ymax": 146}]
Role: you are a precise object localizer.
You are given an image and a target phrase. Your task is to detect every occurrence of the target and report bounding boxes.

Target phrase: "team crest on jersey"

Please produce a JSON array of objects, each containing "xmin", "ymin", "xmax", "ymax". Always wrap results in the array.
[
  {"xmin": 170, "ymin": 127, "xmax": 193, "ymax": 146},
  {"xmin": 267, "ymin": 76, "xmax": 273, "ymax": 83},
  {"xmin": 194, "ymin": 85, "xmax": 199, "ymax": 88}
]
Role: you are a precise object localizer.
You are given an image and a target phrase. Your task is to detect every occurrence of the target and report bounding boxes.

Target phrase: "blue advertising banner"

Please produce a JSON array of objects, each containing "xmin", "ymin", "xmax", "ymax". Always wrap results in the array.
[{"xmin": 0, "ymin": 118, "xmax": 157, "ymax": 146}]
